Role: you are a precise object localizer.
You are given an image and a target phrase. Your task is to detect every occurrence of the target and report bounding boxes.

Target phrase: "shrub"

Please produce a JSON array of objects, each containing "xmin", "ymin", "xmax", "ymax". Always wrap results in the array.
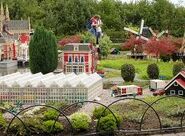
[
  {"xmin": 70, "ymin": 112, "xmax": 91, "ymax": 132},
  {"xmin": 160, "ymin": 55, "xmax": 171, "ymax": 62},
  {"xmin": 93, "ymin": 106, "xmax": 111, "ymax": 119},
  {"xmin": 173, "ymin": 62, "xmax": 184, "ymax": 76},
  {"xmin": 147, "ymin": 63, "xmax": 159, "ymax": 79},
  {"xmin": 121, "ymin": 64, "xmax": 135, "ymax": 82},
  {"xmin": 99, "ymin": 35, "xmax": 112, "ymax": 58},
  {"xmin": 42, "ymin": 120, "xmax": 64, "ymax": 133},
  {"xmin": 98, "ymin": 113, "xmax": 122, "ymax": 134},
  {"xmin": 43, "ymin": 109, "xmax": 59, "ymax": 121},
  {"xmin": 0, "ymin": 113, "xmax": 6, "ymax": 128}
]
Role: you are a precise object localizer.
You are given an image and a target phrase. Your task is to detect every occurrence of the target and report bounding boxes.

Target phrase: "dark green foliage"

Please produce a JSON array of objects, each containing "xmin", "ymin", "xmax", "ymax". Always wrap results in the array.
[
  {"xmin": 98, "ymin": 114, "xmax": 122, "ymax": 134},
  {"xmin": 70, "ymin": 112, "xmax": 91, "ymax": 132},
  {"xmin": 173, "ymin": 62, "xmax": 184, "ymax": 76},
  {"xmin": 93, "ymin": 106, "xmax": 111, "ymax": 119},
  {"xmin": 147, "ymin": 63, "xmax": 159, "ymax": 79},
  {"xmin": 43, "ymin": 109, "xmax": 59, "ymax": 121},
  {"xmin": 160, "ymin": 55, "xmax": 171, "ymax": 62},
  {"xmin": 42, "ymin": 120, "xmax": 64, "ymax": 133},
  {"xmin": 121, "ymin": 64, "xmax": 135, "ymax": 82},
  {"xmin": 29, "ymin": 26, "xmax": 58, "ymax": 74}
]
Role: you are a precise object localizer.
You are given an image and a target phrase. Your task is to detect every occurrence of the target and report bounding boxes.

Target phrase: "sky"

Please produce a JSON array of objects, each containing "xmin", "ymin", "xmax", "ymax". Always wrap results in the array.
[{"xmin": 120, "ymin": 0, "xmax": 185, "ymax": 6}]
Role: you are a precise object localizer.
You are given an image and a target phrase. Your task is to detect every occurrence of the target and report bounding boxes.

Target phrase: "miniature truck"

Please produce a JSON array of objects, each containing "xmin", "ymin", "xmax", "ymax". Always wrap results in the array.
[
  {"xmin": 149, "ymin": 79, "xmax": 166, "ymax": 91},
  {"xmin": 112, "ymin": 85, "xmax": 143, "ymax": 97}
]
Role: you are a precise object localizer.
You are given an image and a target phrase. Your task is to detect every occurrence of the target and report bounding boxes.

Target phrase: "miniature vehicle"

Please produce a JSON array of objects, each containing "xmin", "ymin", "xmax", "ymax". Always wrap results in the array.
[
  {"xmin": 97, "ymin": 70, "xmax": 105, "ymax": 78},
  {"xmin": 149, "ymin": 79, "xmax": 166, "ymax": 91},
  {"xmin": 153, "ymin": 89, "xmax": 165, "ymax": 96},
  {"xmin": 112, "ymin": 85, "xmax": 143, "ymax": 97}
]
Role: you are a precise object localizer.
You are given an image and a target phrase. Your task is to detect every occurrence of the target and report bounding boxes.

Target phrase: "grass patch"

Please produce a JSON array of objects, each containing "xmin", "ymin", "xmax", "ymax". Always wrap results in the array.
[
  {"xmin": 110, "ymin": 96, "xmax": 185, "ymax": 128},
  {"xmin": 105, "ymin": 71, "xmax": 120, "ymax": 78},
  {"xmin": 100, "ymin": 57, "xmax": 175, "ymax": 80}
]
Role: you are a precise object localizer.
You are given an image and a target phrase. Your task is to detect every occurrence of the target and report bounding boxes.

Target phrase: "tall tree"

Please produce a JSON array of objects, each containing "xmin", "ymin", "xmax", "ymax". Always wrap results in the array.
[{"xmin": 29, "ymin": 26, "xmax": 58, "ymax": 74}]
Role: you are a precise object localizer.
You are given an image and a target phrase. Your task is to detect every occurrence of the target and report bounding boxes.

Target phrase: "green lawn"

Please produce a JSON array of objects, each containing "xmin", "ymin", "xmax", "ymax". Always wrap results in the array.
[{"xmin": 99, "ymin": 57, "xmax": 175, "ymax": 80}]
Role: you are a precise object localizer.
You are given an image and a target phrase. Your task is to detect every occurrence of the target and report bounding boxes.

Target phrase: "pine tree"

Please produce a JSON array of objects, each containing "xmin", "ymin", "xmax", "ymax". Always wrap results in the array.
[{"xmin": 29, "ymin": 26, "xmax": 58, "ymax": 74}]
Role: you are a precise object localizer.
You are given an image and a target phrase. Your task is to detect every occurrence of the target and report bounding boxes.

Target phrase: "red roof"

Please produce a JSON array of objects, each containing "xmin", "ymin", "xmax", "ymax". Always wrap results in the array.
[
  {"xmin": 180, "ymin": 70, "xmax": 185, "ymax": 77},
  {"xmin": 176, "ymin": 78, "xmax": 185, "ymax": 88}
]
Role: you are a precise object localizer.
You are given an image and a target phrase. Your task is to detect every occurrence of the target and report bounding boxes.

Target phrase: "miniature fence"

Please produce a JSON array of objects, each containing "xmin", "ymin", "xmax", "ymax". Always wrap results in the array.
[{"xmin": 1, "ymin": 96, "xmax": 185, "ymax": 135}]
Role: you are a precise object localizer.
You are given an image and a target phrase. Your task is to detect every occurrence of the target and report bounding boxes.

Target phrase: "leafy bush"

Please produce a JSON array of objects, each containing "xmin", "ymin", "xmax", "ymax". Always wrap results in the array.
[
  {"xmin": 0, "ymin": 113, "xmax": 6, "ymax": 128},
  {"xmin": 147, "ymin": 63, "xmax": 159, "ymax": 79},
  {"xmin": 70, "ymin": 112, "xmax": 91, "ymax": 132},
  {"xmin": 42, "ymin": 120, "xmax": 64, "ymax": 133},
  {"xmin": 98, "ymin": 113, "xmax": 122, "ymax": 134},
  {"xmin": 80, "ymin": 31, "xmax": 96, "ymax": 43},
  {"xmin": 173, "ymin": 62, "xmax": 184, "ymax": 76},
  {"xmin": 121, "ymin": 64, "xmax": 135, "ymax": 82},
  {"xmin": 93, "ymin": 106, "xmax": 111, "ymax": 119},
  {"xmin": 99, "ymin": 35, "xmax": 112, "ymax": 58},
  {"xmin": 43, "ymin": 109, "xmax": 59, "ymax": 121},
  {"xmin": 160, "ymin": 55, "xmax": 171, "ymax": 62}
]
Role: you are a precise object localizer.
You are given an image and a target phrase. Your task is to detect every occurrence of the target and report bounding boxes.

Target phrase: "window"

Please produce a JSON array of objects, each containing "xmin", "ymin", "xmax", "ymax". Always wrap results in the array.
[
  {"xmin": 178, "ymin": 90, "xmax": 183, "ymax": 96},
  {"xmin": 79, "ymin": 66, "xmax": 84, "ymax": 73},
  {"xmin": 74, "ymin": 46, "xmax": 78, "ymax": 51},
  {"xmin": 81, "ymin": 56, "xmax": 84, "ymax": 62},
  {"xmin": 68, "ymin": 56, "xmax": 72, "ymax": 62},
  {"xmin": 170, "ymin": 90, "xmax": 175, "ymax": 95},
  {"xmin": 174, "ymin": 82, "xmax": 178, "ymax": 86},
  {"xmin": 75, "ymin": 56, "xmax": 78, "ymax": 62}
]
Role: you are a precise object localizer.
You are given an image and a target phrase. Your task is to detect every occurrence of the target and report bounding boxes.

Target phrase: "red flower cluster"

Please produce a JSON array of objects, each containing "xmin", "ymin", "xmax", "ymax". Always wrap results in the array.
[{"xmin": 59, "ymin": 35, "xmax": 82, "ymax": 46}]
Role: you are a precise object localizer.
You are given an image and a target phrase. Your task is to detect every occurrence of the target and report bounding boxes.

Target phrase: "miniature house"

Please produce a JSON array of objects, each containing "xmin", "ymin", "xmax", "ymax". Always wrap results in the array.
[
  {"xmin": 164, "ymin": 71, "xmax": 185, "ymax": 96},
  {"xmin": 62, "ymin": 43, "xmax": 98, "ymax": 74},
  {"xmin": 0, "ymin": 72, "xmax": 103, "ymax": 104},
  {"xmin": 0, "ymin": 3, "xmax": 31, "ymax": 61}
]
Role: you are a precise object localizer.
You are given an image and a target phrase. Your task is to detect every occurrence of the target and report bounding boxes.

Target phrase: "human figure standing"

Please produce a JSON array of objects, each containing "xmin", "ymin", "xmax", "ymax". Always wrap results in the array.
[{"xmin": 94, "ymin": 15, "xmax": 103, "ymax": 45}]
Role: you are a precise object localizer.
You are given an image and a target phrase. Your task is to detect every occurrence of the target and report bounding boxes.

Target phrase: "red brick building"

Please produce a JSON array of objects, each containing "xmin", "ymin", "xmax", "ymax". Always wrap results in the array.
[{"xmin": 61, "ymin": 43, "xmax": 98, "ymax": 74}]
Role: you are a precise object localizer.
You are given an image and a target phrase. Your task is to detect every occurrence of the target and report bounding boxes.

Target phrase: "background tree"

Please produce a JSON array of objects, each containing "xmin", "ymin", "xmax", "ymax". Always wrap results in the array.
[
  {"xmin": 29, "ymin": 26, "xmax": 58, "ymax": 74},
  {"xmin": 147, "ymin": 63, "xmax": 159, "ymax": 79}
]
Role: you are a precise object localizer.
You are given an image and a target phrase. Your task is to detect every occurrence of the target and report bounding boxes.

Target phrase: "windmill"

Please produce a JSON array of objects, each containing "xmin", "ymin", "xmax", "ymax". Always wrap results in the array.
[{"xmin": 124, "ymin": 19, "xmax": 168, "ymax": 41}]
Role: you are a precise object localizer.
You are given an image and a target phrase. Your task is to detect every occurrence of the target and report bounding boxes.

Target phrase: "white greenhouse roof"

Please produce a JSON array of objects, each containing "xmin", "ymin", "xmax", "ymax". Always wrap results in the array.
[{"xmin": 0, "ymin": 72, "xmax": 102, "ymax": 88}]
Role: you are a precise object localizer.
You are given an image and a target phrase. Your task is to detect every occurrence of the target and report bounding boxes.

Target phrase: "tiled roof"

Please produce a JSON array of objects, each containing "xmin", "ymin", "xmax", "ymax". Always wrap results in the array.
[
  {"xmin": 63, "ymin": 43, "xmax": 91, "ymax": 51},
  {"xmin": 6, "ymin": 20, "xmax": 29, "ymax": 31},
  {"xmin": 176, "ymin": 78, "xmax": 185, "ymax": 89}
]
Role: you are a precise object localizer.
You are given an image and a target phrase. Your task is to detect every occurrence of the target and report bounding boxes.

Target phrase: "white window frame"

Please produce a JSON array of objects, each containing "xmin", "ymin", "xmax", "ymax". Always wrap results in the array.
[
  {"xmin": 170, "ymin": 90, "xmax": 176, "ymax": 95},
  {"xmin": 178, "ymin": 90, "xmax": 183, "ymax": 96}
]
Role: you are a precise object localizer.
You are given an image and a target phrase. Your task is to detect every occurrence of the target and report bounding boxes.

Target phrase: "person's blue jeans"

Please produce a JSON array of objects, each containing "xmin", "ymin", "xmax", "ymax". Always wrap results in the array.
[{"xmin": 96, "ymin": 31, "xmax": 101, "ymax": 44}]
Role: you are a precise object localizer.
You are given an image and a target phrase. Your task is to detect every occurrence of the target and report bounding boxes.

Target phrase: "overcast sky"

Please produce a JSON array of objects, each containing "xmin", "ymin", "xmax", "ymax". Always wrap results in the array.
[{"xmin": 120, "ymin": 0, "xmax": 185, "ymax": 6}]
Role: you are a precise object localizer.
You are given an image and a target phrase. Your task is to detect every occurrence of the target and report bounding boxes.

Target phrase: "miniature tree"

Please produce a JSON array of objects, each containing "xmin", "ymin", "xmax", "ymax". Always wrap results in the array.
[
  {"xmin": 123, "ymin": 36, "xmax": 145, "ymax": 54},
  {"xmin": 121, "ymin": 64, "xmax": 135, "ymax": 82},
  {"xmin": 99, "ymin": 35, "xmax": 112, "ymax": 58},
  {"xmin": 29, "ymin": 26, "xmax": 58, "ymax": 74},
  {"xmin": 147, "ymin": 63, "xmax": 159, "ymax": 79},
  {"xmin": 145, "ymin": 37, "xmax": 176, "ymax": 61}
]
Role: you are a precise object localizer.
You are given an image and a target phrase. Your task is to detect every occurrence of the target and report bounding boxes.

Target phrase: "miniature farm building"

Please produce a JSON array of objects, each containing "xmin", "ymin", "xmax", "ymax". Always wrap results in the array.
[
  {"xmin": 149, "ymin": 79, "xmax": 166, "ymax": 91},
  {"xmin": 0, "ymin": 72, "xmax": 103, "ymax": 104},
  {"xmin": 164, "ymin": 71, "xmax": 185, "ymax": 96},
  {"xmin": 61, "ymin": 43, "xmax": 98, "ymax": 74}
]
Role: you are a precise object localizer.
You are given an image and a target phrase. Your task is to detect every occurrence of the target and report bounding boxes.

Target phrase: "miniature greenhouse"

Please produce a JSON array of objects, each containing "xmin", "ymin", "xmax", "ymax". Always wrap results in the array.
[{"xmin": 0, "ymin": 72, "xmax": 103, "ymax": 104}]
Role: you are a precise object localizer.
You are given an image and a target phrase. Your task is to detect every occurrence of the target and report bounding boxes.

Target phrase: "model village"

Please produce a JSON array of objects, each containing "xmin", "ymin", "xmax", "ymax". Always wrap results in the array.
[{"xmin": 0, "ymin": 1, "xmax": 185, "ymax": 136}]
